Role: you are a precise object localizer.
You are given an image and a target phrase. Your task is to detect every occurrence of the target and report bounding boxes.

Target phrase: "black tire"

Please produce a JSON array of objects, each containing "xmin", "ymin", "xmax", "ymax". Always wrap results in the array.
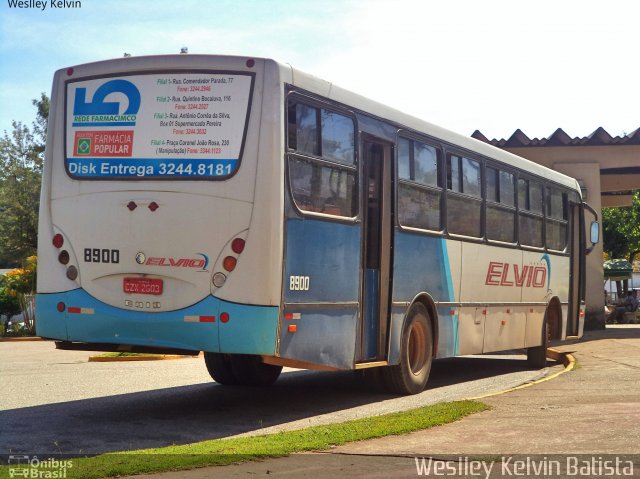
[
  {"xmin": 230, "ymin": 354, "xmax": 283, "ymax": 387},
  {"xmin": 204, "ymin": 352, "xmax": 238, "ymax": 385},
  {"xmin": 527, "ymin": 318, "xmax": 548, "ymax": 368},
  {"xmin": 381, "ymin": 303, "xmax": 433, "ymax": 395}
]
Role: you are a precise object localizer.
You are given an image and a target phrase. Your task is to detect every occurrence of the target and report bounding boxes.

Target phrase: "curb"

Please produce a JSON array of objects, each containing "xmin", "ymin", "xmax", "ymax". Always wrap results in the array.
[
  {"xmin": 88, "ymin": 352, "xmax": 202, "ymax": 362},
  {"xmin": 468, "ymin": 347, "xmax": 574, "ymax": 400},
  {"xmin": 0, "ymin": 336, "xmax": 48, "ymax": 342}
]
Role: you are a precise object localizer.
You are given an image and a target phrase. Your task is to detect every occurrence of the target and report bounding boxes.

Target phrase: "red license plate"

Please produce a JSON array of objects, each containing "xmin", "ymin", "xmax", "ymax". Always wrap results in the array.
[{"xmin": 123, "ymin": 278, "xmax": 163, "ymax": 295}]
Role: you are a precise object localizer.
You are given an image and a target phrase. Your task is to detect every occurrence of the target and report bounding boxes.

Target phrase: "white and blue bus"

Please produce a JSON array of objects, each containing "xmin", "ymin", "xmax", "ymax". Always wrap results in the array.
[{"xmin": 37, "ymin": 54, "xmax": 598, "ymax": 394}]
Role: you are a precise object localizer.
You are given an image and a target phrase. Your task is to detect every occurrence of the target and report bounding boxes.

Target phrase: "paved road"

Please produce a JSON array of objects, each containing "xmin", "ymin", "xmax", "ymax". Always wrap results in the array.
[
  {"xmin": 161, "ymin": 326, "xmax": 639, "ymax": 479},
  {"xmin": 0, "ymin": 341, "xmax": 561, "ymax": 456}
]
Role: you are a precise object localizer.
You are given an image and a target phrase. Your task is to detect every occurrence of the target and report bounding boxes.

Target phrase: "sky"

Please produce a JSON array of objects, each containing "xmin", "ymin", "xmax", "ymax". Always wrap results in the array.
[{"xmin": 1, "ymin": 0, "xmax": 638, "ymax": 141}]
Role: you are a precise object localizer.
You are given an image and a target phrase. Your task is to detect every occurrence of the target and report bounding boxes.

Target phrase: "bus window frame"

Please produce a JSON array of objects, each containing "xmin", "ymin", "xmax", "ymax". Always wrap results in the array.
[
  {"xmin": 484, "ymin": 162, "xmax": 518, "ymax": 247},
  {"xmin": 395, "ymin": 131, "xmax": 445, "ymax": 235},
  {"xmin": 284, "ymin": 91, "xmax": 360, "ymax": 223},
  {"xmin": 545, "ymin": 186, "xmax": 570, "ymax": 253},
  {"xmin": 284, "ymin": 88, "xmax": 577, "ymax": 256},
  {"xmin": 63, "ymin": 69, "xmax": 256, "ymax": 182},
  {"xmin": 443, "ymin": 148, "xmax": 485, "ymax": 242},
  {"xmin": 516, "ymin": 174, "xmax": 546, "ymax": 252}
]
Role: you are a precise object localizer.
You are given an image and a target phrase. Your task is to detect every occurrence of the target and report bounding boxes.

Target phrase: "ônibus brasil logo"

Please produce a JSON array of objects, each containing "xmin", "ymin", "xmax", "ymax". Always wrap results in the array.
[
  {"xmin": 485, "ymin": 254, "xmax": 551, "ymax": 289},
  {"xmin": 137, "ymin": 253, "xmax": 209, "ymax": 272},
  {"xmin": 72, "ymin": 79, "xmax": 141, "ymax": 127}
]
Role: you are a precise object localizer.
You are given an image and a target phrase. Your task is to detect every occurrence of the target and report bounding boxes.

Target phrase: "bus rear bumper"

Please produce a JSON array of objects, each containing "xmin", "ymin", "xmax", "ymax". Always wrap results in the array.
[{"xmin": 36, "ymin": 290, "xmax": 279, "ymax": 355}]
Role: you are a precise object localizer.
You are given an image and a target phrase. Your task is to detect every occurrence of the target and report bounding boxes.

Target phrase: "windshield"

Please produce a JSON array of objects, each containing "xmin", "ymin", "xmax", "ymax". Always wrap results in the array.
[{"xmin": 65, "ymin": 71, "xmax": 254, "ymax": 180}]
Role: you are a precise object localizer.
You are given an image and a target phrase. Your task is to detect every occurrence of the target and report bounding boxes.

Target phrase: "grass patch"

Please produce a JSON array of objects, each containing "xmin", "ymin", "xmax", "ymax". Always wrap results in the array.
[{"xmin": 1, "ymin": 400, "xmax": 487, "ymax": 478}]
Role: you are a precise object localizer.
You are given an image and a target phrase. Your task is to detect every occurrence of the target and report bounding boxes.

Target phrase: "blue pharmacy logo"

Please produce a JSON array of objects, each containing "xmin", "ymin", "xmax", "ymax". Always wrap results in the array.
[{"xmin": 73, "ymin": 79, "xmax": 141, "ymax": 116}]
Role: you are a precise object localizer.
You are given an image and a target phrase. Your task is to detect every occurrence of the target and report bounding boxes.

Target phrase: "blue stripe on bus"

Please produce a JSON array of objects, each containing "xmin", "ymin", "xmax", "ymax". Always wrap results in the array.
[
  {"xmin": 392, "ymin": 233, "xmax": 453, "ymax": 303},
  {"xmin": 439, "ymin": 239, "xmax": 459, "ymax": 355},
  {"xmin": 36, "ymin": 290, "xmax": 278, "ymax": 355},
  {"xmin": 283, "ymin": 218, "xmax": 360, "ymax": 303},
  {"xmin": 391, "ymin": 232, "xmax": 458, "ymax": 359}
]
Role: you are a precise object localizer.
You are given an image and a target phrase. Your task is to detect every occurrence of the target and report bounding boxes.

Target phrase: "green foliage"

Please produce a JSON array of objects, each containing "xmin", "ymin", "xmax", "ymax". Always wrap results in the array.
[
  {"xmin": 1, "ymin": 256, "xmax": 37, "ymax": 334},
  {"xmin": 0, "ymin": 278, "xmax": 21, "ymax": 321},
  {"xmin": 3, "ymin": 256, "xmax": 37, "ymax": 294},
  {"xmin": 0, "ymin": 95, "xmax": 48, "ymax": 267},
  {"xmin": 602, "ymin": 191, "xmax": 640, "ymax": 264}
]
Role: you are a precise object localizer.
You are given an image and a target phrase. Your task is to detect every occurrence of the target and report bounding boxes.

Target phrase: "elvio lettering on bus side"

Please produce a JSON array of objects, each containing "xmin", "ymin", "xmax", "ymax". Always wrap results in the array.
[{"xmin": 485, "ymin": 262, "xmax": 547, "ymax": 288}]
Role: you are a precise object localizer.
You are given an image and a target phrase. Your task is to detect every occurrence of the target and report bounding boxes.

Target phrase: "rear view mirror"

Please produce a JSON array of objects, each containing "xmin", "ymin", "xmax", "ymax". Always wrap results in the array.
[{"xmin": 590, "ymin": 221, "xmax": 600, "ymax": 245}]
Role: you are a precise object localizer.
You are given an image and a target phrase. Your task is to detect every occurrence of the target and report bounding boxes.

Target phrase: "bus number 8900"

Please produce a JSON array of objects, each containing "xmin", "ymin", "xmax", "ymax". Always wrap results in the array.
[
  {"xmin": 84, "ymin": 248, "xmax": 120, "ymax": 264},
  {"xmin": 289, "ymin": 275, "xmax": 310, "ymax": 291}
]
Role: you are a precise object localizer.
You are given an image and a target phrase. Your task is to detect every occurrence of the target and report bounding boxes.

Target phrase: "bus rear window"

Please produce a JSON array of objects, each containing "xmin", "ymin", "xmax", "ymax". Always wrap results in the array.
[{"xmin": 64, "ymin": 71, "xmax": 254, "ymax": 180}]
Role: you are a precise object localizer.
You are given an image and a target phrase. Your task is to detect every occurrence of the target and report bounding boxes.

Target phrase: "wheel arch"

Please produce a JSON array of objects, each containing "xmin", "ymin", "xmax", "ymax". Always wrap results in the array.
[
  {"xmin": 406, "ymin": 292, "xmax": 439, "ymax": 357},
  {"xmin": 546, "ymin": 296, "xmax": 563, "ymax": 340}
]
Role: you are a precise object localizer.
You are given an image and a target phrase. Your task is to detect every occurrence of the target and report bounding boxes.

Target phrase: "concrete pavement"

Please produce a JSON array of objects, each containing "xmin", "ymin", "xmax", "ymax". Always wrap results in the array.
[
  {"xmin": 335, "ymin": 325, "xmax": 640, "ymax": 456},
  {"xmin": 130, "ymin": 325, "xmax": 640, "ymax": 478}
]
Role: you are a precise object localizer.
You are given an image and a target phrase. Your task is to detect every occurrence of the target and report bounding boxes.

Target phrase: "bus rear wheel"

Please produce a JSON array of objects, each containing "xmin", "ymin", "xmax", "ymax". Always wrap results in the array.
[
  {"xmin": 204, "ymin": 352, "xmax": 238, "ymax": 385},
  {"xmin": 382, "ymin": 303, "xmax": 433, "ymax": 395},
  {"xmin": 230, "ymin": 354, "xmax": 283, "ymax": 387},
  {"xmin": 527, "ymin": 316, "xmax": 549, "ymax": 368}
]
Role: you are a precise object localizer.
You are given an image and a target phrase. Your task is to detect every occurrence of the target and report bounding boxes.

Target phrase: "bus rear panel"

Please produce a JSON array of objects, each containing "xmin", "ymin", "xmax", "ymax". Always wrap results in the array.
[{"xmin": 37, "ymin": 55, "xmax": 285, "ymax": 357}]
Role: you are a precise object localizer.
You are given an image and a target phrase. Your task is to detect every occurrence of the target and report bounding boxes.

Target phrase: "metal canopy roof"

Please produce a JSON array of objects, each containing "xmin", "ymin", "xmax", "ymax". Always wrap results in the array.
[
  {"xmin": 604, "ymin": 259, "xmax": 633, "ymax": 280},
  {"xmin": 472, "ymin": 127, "xmax": 640, "ymax": 148}
]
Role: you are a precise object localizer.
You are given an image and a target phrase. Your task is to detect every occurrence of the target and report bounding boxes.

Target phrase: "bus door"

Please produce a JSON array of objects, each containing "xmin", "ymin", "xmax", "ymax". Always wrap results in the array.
[
  {"xmin": 359, "ymin": 136, "xmax": 393, "ymax": 362},
  {"xmin": 567, "ymin": 202, "xmax": 583, "ymax": 337}
]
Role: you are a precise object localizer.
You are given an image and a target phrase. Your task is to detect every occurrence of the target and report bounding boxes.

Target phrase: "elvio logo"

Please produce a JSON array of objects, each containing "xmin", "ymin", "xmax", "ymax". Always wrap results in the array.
[{"xmin": 73, "ymin": 79, "xmax": 141, "ymax": 116}]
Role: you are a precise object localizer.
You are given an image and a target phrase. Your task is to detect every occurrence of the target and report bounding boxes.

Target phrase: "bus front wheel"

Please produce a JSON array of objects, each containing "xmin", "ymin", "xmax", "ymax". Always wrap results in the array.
[
  {"xmin": 383, "ymin": 303, "xmax": 433, "ymax": 395},
  {"xmin": 204, "ymin": 352, "xmax": 238, "ymax": 385},
  {"xmin": 230, "ymin": 354, "xmax": 283, "ymax": 387}
]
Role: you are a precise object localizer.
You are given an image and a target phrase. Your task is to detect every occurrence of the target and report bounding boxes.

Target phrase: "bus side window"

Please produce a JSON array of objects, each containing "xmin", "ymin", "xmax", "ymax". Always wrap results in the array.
[
  {"xmin": 287, "ymin": 100, "xmax": 357, "ymax": 218},
  {"xmin": 546, "ymin": 187, "xmax": 568, "ymax": 251},
  {"xmin": 486, "ymin": 167, "xmax": 516, "ymax": 243},
  {"xmin": 321, "ymin": 110, "xmax": 354, "ymax": 165},
  {"xmin": 446, "ymin": 154, "xmax": 482, "ymax": 237},
  {"xmin": 518, "ymin": 178, "xmax": 544, "ymax": 247},
  {"xmin": 293, "ymin": 103, "xmax": 319, "ymax": 156},
  {"xmin": 397, "ymin": 137, "xmax": 442, "ymax": 231}
]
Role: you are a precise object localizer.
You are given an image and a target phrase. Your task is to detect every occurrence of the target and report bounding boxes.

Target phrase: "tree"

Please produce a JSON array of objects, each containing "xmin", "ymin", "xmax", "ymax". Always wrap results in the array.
[
  {"xmin": 602, "ymin": 191, "xmax": 640, "ymax": 265},
  {"xmin": 0, "ymin": 94, "xmax": 48, "ymax": 267},
  {"xmin": 0, "ymin": 279, "xmax": 21, "ymax": 326}
]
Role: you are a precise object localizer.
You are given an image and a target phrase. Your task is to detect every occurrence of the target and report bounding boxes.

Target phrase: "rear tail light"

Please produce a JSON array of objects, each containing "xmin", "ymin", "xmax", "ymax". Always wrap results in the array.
[
  {"xmin": 54, "ymin": 231, "xmax": 79, "ymax": 282},
  {"xmin": 66, "ymin": 266, "xmax": 78, "ymax": 281},
  {"xmin": 58, "ymin": 250, "xmax": 70, "ymax": 265},
  {"xmin": 57, "ymin": 302, "xmax": 66, "ymax": 312},
  {"xmin": 222, "ymin": 256, "xmax": 237, "ymax": 272},
  {"xmin": 53, "ymin": 234, "xmax": 64, "ymax": 248},
  {"xmin": 231, "ymin": 238, "xmax": 245, "ymax": 254},
  {"xmin": 212, "ymin": 234, "xmax": 247, "ymax": 290},
  {"xmin": 212, "ymin": 272, "xmax": 226, "ymax": 288}
]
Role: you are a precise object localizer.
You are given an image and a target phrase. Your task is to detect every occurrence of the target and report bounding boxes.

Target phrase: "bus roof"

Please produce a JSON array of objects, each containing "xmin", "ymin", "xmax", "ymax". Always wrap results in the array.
[
  {"xmin": 280, "ymin": 60, "xmax": 581, "ymax": 193},
  {"xmin": 57, "ymin": 53, "xmax": 581, "ymax": 193}
]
